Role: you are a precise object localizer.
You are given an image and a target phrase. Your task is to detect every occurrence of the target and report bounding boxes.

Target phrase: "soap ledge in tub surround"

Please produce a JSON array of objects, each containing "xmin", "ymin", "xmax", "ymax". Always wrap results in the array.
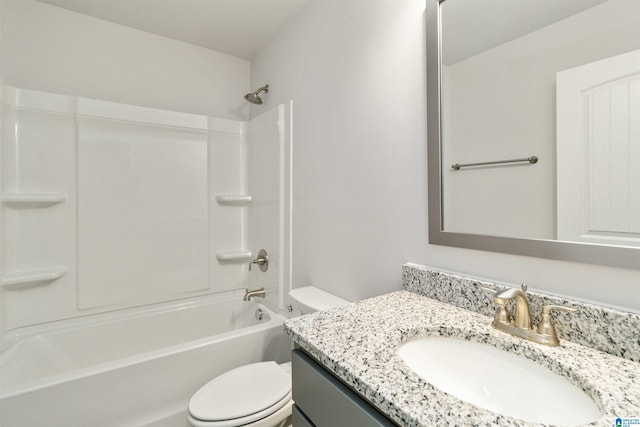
[{"xmin": 401, "ymin": 263, "xmax": 640, "ymax": 362}]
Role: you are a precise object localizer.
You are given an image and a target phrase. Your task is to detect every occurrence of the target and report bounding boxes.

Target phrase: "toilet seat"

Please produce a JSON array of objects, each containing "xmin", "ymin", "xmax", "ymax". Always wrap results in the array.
[{"xmin": 188, "ymin": 361, "xmax": 292, "ymax": 427}]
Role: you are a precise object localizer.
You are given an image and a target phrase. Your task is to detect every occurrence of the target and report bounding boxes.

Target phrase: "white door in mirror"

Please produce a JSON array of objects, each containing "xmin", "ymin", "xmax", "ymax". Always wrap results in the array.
[{"xmin": 557, "ymin": 49, "xmax": 640, "ymax": 247}]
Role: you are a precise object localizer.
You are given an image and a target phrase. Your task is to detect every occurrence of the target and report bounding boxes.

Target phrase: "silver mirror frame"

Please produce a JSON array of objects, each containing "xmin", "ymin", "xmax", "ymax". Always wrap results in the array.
[{"xmin": 426, "ymin": 0, "xmax": 640, "ymax": 270}]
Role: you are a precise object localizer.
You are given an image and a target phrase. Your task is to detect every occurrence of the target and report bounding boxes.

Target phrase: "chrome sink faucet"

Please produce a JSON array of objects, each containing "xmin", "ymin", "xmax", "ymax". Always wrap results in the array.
[{"xmin": 488, "ymin": 284, "xmax": 576, "ymax": 346}]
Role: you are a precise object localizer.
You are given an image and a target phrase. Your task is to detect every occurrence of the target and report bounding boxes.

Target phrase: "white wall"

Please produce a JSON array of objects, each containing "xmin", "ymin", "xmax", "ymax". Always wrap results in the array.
[
  {"xmin": 251, "ymin": 0, "xmax": 429, "ymax": 302},
  {"xmin": 0, "ymin": 85, "xmax": 4, "ymax": 340},
  {"xmin": 251, "ymin": 0, "xmax": 640, "ymax": 311},
  {"xmin": 0, "ymin": 0, "xmax": 250, "ymax": 119},
  {"xmin": 442, "ymin": 0, "xmax": 640, "ymax": 239},
  {"xmin": 0, "ymin": 1, "xmax": 4, "ymax": 341}
]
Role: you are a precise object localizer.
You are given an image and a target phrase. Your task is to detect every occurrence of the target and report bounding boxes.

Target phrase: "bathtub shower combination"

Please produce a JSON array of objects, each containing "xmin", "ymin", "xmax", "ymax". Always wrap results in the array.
[
  {"xmin": 0, "ymin": 86, "xmax": 293, "ymax": 426},
  {"xmin": 1, "ymin": 293, "xmax": 290, "ymax": 426}
]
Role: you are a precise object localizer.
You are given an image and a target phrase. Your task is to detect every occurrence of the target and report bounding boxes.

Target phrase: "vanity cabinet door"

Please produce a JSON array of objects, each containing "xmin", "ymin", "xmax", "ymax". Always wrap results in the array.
[
  {"xmin": 292, "ymin": 405, "xmax": 314, "ymax": 427},
  {"xmin": 292, "ymin": 349, "xmax": 397, "ymax": 427}
]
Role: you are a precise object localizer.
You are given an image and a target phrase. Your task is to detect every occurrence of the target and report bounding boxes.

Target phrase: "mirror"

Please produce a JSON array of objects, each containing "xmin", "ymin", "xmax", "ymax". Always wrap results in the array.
[{"xmin": 426, "ymin": 0, "xmax": 640, "ymax": 269}]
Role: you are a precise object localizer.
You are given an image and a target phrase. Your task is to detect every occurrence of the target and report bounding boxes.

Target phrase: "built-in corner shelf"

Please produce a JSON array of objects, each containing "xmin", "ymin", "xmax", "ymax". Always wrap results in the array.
[
  {"xmin": 1, "ymin": 193, "xmax": 68, "ymax": 208},
  {"xmin": 2, "ymin": 266, "xmax": 68, "ymax": 289},
  {"xmin": 216, "ymin": 250, "xmax": 253, "ymax": 262},
  {"xmin": 215, "ymin": 195, "xmax": 252, "ymax": 206}
]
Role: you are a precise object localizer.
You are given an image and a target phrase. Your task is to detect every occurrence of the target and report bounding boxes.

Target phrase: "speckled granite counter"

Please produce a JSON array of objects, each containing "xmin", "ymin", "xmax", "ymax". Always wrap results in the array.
[{"xmin": 284, "ymin": 290, "xmax": 640, "ymax": 426}]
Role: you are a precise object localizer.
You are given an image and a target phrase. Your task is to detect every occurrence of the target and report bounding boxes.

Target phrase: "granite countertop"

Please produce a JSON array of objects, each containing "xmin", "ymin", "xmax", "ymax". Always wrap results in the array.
[{"xmin": 284, "ymin": 290, "xmax": 640, "ymax": 427}]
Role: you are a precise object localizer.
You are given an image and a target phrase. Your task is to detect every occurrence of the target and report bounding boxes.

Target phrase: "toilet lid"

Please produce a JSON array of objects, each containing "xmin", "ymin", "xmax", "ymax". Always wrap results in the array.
[{"xmin": 189, "ymin": 361, "xmax": 291, "ymax": 422}]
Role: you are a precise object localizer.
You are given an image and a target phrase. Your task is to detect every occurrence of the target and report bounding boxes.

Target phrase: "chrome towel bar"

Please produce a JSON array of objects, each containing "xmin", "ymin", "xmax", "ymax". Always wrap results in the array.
[{"xmin": 452, "ymin": 155, "xmax": 538, "ymax": 170}]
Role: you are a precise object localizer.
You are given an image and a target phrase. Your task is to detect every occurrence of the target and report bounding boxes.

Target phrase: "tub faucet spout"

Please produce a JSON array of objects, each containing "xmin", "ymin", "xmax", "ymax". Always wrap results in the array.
[{"xmin": 243, "ymin": 287, "xmax": 266, "ymax": 301}]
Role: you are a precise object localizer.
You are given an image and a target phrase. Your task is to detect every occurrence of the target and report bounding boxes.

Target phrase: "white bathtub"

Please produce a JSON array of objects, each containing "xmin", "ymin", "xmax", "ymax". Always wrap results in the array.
[{"xmin": 0, "ymin": 291, "xmax": 291, "ymax": 427}]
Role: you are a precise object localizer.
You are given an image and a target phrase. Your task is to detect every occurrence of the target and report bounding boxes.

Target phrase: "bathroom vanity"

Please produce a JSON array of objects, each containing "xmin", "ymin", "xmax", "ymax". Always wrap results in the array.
[
  {"xmin": 284, "ymin": 264, "xmax": 640, "ymax": 426},
  {"xmin": 291, "ymin": 349, "xmax": 396, "ymax": 426}
]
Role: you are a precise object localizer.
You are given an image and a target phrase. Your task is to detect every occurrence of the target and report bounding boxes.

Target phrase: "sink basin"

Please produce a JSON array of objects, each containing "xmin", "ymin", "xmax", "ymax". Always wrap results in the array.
[{"xmin": 398, "ymin": 337, "xmax": 602, "ymax": 425}]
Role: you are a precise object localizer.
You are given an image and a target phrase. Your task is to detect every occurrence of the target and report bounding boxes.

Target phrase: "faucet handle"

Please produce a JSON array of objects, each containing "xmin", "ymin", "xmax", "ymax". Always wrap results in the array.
[
  {"xmin": 537, "ymin": 305, "xmax": 577, "ymax": 346},
  {"xmin": 492, "ymin": 299, "xmax": 511, "ymax": 325},
  {"xmin": 249, "ymin": 249, "xmax": 269, "ymax": 272},
  {"xmin": 482, "ymin": 287, "xmax": 512, "ymax": 325},
  {"xmin": 542, "ymin": 304, "xmax": 577, "ymax": 314}
]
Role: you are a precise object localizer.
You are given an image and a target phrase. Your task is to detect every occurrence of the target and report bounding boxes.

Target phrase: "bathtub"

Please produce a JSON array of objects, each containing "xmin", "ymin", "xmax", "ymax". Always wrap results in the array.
[{"xmin": 0, "ymin": 291, "xmax": 291, "ymax": 427}]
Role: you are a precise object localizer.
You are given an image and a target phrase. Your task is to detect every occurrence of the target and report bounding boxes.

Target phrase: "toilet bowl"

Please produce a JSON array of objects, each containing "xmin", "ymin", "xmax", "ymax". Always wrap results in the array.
[{"xmin": 187, "ymin": 286, "xmax": 349, "ymax": 427}]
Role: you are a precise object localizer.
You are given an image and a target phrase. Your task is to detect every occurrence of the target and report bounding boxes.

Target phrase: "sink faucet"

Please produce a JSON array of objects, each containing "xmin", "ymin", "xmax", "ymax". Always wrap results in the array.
[
  {"xmin": 489, "ymin": 284, "xmax": 576, "ymax": 346},
  {"xmin": 492, "ymin": 284, "xmax": 532, "ymax": 330},
  {"xmin": 243, "ymin": 287, "xmax": 266, "ymax": 301}
]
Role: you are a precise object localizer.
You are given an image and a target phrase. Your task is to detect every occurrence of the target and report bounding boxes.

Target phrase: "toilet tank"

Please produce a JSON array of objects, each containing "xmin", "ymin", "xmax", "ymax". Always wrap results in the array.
[{"xmin": 288, "ymin": 286, "xmax": 349, "ymax": 315}]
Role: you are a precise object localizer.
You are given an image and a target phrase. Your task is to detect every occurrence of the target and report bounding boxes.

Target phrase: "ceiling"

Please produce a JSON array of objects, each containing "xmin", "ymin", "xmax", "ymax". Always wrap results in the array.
[
  {"xmin": 36, "ymin": 0, "xmax": 311, "ymax": 60},
  {"xmin": 34, "ymin": 0, "xmax": 609, "ymax": 64},
  {"xmin": 441, "ymin": 0, "xmax": 608, "ymax": 65}
]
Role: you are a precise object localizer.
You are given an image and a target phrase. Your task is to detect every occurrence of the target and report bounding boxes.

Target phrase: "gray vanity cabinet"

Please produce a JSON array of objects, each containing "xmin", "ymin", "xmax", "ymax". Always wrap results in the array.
[{"xmin": 291, "ymin": 349, "xmax": 397, "ymax": 427}]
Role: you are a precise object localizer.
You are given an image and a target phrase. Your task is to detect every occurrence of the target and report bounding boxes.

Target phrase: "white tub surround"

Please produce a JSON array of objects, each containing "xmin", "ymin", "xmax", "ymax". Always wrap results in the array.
[
  {"xmin": 284, "ymin": 268, "xmax": 640, "ymax": 426},
  {"xmin": 0, "ymin": 291, "xmax": 290, "ymax": 426},
  {"xmin": 1, "ymin": 85, "xmax": 292, "ymax": 330},
  {"xmin": 0, "ymin": 85, "xmax": 245, "ymax": 324}
]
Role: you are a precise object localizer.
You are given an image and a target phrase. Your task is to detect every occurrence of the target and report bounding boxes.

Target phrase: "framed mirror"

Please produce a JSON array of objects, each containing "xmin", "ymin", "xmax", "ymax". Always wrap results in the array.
[{"xmin": 426, "ymin": 0, "xmax": 640, "ymax": 269}]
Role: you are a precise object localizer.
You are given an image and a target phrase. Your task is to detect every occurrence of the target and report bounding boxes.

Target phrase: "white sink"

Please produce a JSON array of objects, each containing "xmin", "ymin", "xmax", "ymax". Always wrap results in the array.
[{"xmin": 398, "ymin": 337, "xmax": 602, "ymax": 425}]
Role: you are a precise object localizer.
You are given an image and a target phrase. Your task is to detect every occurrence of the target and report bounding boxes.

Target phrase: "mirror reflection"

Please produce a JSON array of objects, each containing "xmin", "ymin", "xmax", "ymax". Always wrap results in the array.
[{"xmin": 440, "ymin": 0, "xmax": 640, "ymax": 247}]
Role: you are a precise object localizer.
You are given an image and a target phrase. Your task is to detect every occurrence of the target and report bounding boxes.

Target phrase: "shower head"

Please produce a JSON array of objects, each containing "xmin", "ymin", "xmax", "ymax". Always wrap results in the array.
[{"xmin": 244, "ymin": 85, "xmax": 269, "ymax": 105}]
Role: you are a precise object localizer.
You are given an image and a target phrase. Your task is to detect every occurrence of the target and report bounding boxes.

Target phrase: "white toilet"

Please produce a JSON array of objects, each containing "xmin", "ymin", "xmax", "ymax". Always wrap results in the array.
[{"xmin": 187, "ymin": 286, "xmax": 349, "ymax": 427}]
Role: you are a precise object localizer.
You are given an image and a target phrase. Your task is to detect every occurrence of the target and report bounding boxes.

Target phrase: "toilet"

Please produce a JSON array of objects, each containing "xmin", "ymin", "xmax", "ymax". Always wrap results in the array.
[{"xmin": 187, "ymin": 286, "xmax": 349, "ymax": 427}]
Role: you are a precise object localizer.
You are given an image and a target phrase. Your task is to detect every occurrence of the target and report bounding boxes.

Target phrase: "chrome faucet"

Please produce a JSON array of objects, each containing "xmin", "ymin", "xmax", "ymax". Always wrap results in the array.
[
  {"xmin": 243, "ymin": 287, "xmax": 266, "ymax": 301},
  {"xmin": 489, "ymin": 284, "xmax": 576, "ymax": 346}
]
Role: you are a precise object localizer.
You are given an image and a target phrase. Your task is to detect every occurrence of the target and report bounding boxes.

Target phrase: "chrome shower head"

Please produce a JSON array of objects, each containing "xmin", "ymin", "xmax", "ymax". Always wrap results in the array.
[{"xmin": 244, "ymin": 84, "xmax": 269, "ymax": 105}]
